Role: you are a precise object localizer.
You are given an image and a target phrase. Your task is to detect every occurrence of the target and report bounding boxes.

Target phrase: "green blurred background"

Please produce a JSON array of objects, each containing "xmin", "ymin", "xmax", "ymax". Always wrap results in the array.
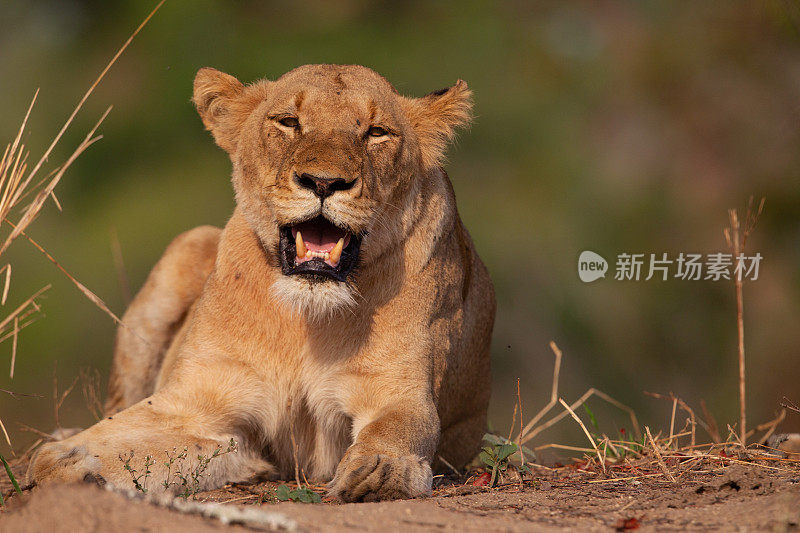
[{"xmin": 1, "ymin": 0, "xmax": 798, "ymax": 457}]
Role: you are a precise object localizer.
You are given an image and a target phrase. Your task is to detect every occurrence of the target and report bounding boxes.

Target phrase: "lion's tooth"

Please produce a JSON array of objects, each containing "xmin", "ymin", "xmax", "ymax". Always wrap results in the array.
[
  {"xmin": 329, "ymin": 238, "xmax": 344, "ymax": 265},
  {"xmin": 296, "ymin": 231, "xmax": 307, "ymax": 259}
]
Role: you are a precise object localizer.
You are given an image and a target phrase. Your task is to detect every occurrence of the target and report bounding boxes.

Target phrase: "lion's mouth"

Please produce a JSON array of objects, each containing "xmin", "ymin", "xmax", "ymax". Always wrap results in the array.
[{"xmin": 279, "ymin": 216, "xmax": 361, "ymax": 282}]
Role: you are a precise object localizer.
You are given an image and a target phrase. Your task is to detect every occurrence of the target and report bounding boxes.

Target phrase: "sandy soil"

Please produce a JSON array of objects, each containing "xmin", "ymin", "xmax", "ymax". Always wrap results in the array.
[{"xmin": 1, "ymin": 458, "xmax": 798, "ymax": 532}]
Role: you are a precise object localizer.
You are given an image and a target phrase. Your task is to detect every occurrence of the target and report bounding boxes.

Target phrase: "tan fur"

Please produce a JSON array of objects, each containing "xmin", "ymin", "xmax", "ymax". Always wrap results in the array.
[{"xmin": 28, "ymin": 64, "xmax": 495, "ymax": 502}]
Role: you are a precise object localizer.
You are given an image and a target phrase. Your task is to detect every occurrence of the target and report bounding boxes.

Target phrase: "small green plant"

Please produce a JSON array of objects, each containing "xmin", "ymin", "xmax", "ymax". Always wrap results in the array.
[
  {"xmin": 119, "ymin": 438, "xmax": 238, "ymax": 499},
  {"xmin": 120, "ymin": 450, "xmax": 155, "ymax": 493},
  {"xmin": 162, "ymin": 447, "xmax": 189, "ymax": 492},
  {"xmin": 480, "ymin": 434, "xmax": 531, "ymax": 487},
  {"xmin": 275, "ymin": 484, "xmax": 322, "ymax": 503},
  {"xmin": 166, "ymin": 438, "xmax": 238, "ymax": 499},
  {"xmin": 612, "ymin": 427, "xmax": 647, "ymax": 460},
  {"xmin": 0, "ymin": 452, "xmax": 22, "ymax": 505},
  {"xmin": 583, "ymin": 403, "xmax": 599, "ymax": 431}
]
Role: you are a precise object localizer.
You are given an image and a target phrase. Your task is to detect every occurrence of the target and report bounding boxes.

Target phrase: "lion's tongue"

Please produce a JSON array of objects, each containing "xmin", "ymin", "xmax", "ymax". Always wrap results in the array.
[{"xmin": 291, "ymin": 219, "xmax": 346, "ymax": 253}]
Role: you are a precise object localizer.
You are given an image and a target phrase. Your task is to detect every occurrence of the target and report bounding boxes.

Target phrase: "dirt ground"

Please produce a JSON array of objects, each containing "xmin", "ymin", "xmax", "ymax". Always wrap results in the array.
[{"xmin": 1, "ymin": 457, "xmax": 799, "ymax": 532}]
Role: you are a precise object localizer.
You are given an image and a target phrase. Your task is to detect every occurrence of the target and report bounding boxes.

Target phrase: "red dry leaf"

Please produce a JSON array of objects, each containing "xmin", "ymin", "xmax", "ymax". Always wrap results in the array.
[
  {"xmin": 472, "ymin": 472, "xmax": 491, "ymax": 487},
  {"xmin": 570, "ymin": 460, "xmax": 590, "ymax": 471},
  {"xmin": 614, "ymin": 517, "xmax": 641, "ymax": 531}
]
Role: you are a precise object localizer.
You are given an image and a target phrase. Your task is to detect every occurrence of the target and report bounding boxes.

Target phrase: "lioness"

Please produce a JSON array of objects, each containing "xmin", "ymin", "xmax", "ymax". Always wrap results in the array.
[{"xmin": 28, "ymin": 64, "xmax": 495, "ymax": 502}]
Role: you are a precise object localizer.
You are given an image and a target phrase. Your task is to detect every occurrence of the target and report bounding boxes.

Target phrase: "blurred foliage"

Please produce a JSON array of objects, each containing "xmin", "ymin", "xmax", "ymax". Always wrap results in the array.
[{"xmin": 1, "ymin": 0, "xmax": 799, "ymax": 455}]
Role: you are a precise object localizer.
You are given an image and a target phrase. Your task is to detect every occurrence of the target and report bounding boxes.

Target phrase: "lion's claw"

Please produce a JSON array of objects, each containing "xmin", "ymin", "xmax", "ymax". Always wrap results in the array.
[{"xmin": 329, "ymin": 451, "xmax": 432, "ymax": 502}]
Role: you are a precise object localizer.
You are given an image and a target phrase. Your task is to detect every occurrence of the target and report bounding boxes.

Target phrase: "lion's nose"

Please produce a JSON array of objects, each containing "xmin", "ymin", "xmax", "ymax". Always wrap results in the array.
[{"xmin": 295, "ymin": 172, "xmax": 354, "ymax": 199}]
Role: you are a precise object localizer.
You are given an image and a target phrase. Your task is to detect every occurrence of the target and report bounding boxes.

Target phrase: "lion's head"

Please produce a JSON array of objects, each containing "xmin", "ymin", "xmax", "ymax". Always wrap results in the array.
[{"xmin": 193, "ymin": 64, "xmax": 471, "ymax": 318}]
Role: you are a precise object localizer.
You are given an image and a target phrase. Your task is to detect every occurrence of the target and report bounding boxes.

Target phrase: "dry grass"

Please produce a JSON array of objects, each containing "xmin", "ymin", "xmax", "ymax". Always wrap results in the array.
[
  {"xmin": 517, "ymin": 342, "xmax": 640, "ymax": 449},
  {"xmin": 0, "ymin": 0, "xmax": 164, "ymax": 454},
  {"xmin": 503, "ymin": 197, "xmax": 800, "ymax": 488},
  {"xmin": 506, "ymin": 337, "xmax": 799, "ymax": 485}
]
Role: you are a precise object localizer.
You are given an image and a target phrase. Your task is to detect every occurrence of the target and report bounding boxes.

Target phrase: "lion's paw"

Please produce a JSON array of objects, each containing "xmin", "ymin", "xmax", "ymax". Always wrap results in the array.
[
  {"xmin": 27, "ymin": 441, "xmax": 104, "ymax": 487},
  {"xmin": 328, "ymin": 451, "xmax": 432, "ymax": 502}
]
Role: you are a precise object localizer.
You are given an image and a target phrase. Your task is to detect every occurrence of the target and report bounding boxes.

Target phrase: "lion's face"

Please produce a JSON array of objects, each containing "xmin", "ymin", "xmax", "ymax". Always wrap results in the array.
[{"xmin": 193, "ymin": 64, "xmax": 471, "ymax": 317}]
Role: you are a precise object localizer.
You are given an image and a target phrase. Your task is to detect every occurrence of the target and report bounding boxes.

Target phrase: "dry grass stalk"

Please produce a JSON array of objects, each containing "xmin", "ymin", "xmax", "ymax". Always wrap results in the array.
[
  {"xmin": 0, "ymin": 285, "xmax": 49, "ymax": 335},
  {"xmin": 0, "ymin": 418, "xmax": 11, "ymax": 450},
  {"xmin": 1, "ymin": 285, "xmax": 50, "ymax": 381},
  {"xmin": 700, "ymin": 399, "xmax": 721, "ymax": 444},
  {"xmin": 80, "ymin": 368, "xmax": 105, "ymax": 421},
  {"xmin": 507, "ymin": 402, "xmax": 518, "ymax": 442},
  {"xmin": 645, "ymin": 392, "xmax": 697, "ymax": 447},
  {"xmin": 533, "ymin": 443, "xmax": 595, "ymax": 454},
  {"xmin": 645, "ymin": 426, "xmax": 676, "ymax": 482},
  {"xmin": 9, "ymin": 222, "xmax": 124, "ymax": 327},
  {"xmin": 17, "ymin": 424, "xmax": 53, "ymax": 441},
  {"xmin": 519, "ymin": 342, "xmax": 640, "ymax": 448},
  {"xmin": 724, "ymin": 210, "xmax": 744, "ymax": 444},
  {"xmin": 437, "ymin": 455, "xmax": 460, "ymax": 476},
  {"xmin": 668, "ymin": 397, "xmax": 677, "ymax": 446},
  {"xmin": 52, "ymin": 370, "xmax": 79, "ymax": 430},
  {"xmin": 723, "ymin": 196, "xmax": 765, "ymax": 446},
  {"xmin": 752, "ymin": 409, "xmax": 785, "ymax": 444},
  {"xmin": 522, "ymin": 387, "xmax": 640, "ymax": 445},
  {"xmin": 519, "ymin": 341, "xmax": 562, "ymax": 440},
  {"xmin": 780, "ymin": 397, "xmax": 800, "ymax": 415},
  {"xmin": 726, "ymin": 424, "xmax": 743, "ymax": 446},
  {"xmin": 587, "ymin": 472, "xmax": 665, "ymax": 483},
  {"xmin": 0, "ymin": 307, "xmax": 42, "ymax": 345},
  {"xmin": 1, "ymin": 264, "xmax": 11, "ymax": 305},
  {"xmin": 9, "ymin": 317, "xmax": 18, "ymax": 379},
  {"xmin": 0, "ymin": 388, "xmax": 40, "ymax": 400},
  {"xmin": 558, "ymin": 398, "xmax": 606, "ymax": 475},
  {"xmin": 516, "ymin": 378, "xmax": 525, "ymax": 469}
]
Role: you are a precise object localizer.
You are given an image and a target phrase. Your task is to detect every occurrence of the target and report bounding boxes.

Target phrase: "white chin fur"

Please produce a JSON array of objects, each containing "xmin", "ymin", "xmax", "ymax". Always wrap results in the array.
[{"xmin": 271, "ymin": 275, "xmax": 357, "ymax": 321}]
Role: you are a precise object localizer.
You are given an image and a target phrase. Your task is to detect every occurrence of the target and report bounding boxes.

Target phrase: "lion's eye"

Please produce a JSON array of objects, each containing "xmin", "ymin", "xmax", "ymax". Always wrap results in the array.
[
  {"xmin": 278, "ymin": 116, "xmax": 300, "ymax": 128},
  {"xmin": 367, "ymin": 126, "xmax": 388, "ymax": 137}
]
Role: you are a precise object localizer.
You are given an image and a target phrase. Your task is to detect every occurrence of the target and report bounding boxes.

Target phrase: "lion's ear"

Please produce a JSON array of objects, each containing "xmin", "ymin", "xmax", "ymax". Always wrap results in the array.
[
  {"xmin": 405, "ymin": 80, "xmax": 473, "ymax": 170},
  {"xmin": 193, "ymin": 67, "xmax": 249, "ymax": 153}
]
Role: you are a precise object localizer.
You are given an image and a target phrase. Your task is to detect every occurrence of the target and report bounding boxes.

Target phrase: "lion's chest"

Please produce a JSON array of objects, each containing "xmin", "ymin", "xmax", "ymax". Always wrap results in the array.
[{"xmin": 260, "ymin": 345, "xmax": 358, "ymax": 480}]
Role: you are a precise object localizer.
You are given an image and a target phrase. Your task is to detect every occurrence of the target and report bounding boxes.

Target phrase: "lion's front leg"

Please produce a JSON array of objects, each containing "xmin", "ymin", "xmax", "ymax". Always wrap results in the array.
[
  {"xmin": 28, "ymin": 395, "xmax": 272, "ymax": 494},
  {"xmin": 329, "ymin": 404, "xmax": 439, "ymax": 502}
]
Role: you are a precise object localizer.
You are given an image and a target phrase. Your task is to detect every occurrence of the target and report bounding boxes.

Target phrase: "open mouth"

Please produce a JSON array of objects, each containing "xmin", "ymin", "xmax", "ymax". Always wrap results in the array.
[{"xmin": 279, "ymin": 216, "xmax": 362, "ymax": 282}]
